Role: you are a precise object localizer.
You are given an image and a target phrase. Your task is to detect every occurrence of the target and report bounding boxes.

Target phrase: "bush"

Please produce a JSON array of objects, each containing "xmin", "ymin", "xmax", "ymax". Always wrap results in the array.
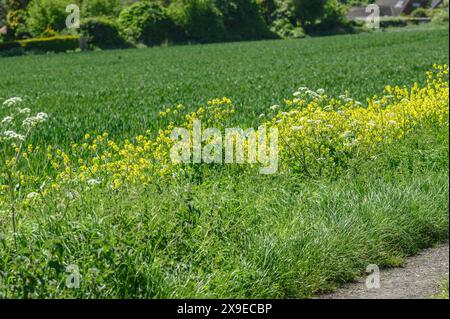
[
  {"xmin": 0, "ymin": 1, "xmax": 7, "ymax": 26},
  {"xmin": 270, "ymin": 18, "xmax": 305, "ymax": 38},
  {"xmin": 0, "ymin": 40, "xmax": 24, "ymax": 56},
  {"xmin": 255, "ymin": 0, "xmax": 277, "ymax": 25},
  {"xmin": 82, "ymin": 0, "xmax": 124, "ymax": 18},
  {"xmin": 118, "ymin": 1, "xmax": 179, "ymax": 46},
  {"xmin": 80, "ymin": 16, "xmax": 130, "ymax": 49},
  {"xmin": 214, "ymin": 0, "xmax": 274, "ymax": 41},
  {"xmin": 292, "ymin": 0, "xmax": 328, "ymax": 27},
  {"xmin": 19, "ymin": 35, "xmax": 80, "ymax": 53},
  {"xmin": 26, "ymin": 0, "xmax": 76, "ymax": 37},
  {"xmin": 410, "ymin": 8, "xmax": 430, "ymax": 18},
  {"xmin": 431, "ymin": 7, "xmax": 449, "ymax": 25},
  {"xmin": 308, "ymin": 0, "xmax": 352, "ymax": 34},
  {"xmin": 168, "ymin": 0, "xmax": 227, "ymax": 43},
  {"xmin": 379, "ymin": 17, "xmax": 408, "ymax": 28},
  {"xmin": 6, "ymin": 9, "xmax": 29, "ymax": 39}
]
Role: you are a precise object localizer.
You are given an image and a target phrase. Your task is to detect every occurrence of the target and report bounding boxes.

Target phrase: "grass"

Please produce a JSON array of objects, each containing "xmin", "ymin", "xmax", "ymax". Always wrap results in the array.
[
  {"xmin": 0, "ymin": 27, "xmax": 448, "ymax": 147},
  {"xmin": 0, "ymin": 27, "xmax": 449, "ymax": 298},
  {"xmin": 1, "ymin": 126, "xmax": 448, "ymax": 298},
  {"xmin": 434, "ymin": 280, "xmax": 449, "ymax": 299}
]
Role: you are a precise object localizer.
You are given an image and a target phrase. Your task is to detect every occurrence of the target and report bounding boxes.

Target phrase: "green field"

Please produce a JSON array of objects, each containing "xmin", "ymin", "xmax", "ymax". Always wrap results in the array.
[
  {"xmin": 1, "ymin": 27, "xmax": 448, "ymax": 146},
  {"xmin": 0, "ymin": 27, "xmax": 449, "ymax": 298}
]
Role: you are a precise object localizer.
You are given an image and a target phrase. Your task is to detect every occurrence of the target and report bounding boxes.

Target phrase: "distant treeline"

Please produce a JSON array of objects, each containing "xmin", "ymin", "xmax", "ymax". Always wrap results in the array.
[{"xmin": 0, "ymin": 0, "xmax": 359, "ymax": 48}]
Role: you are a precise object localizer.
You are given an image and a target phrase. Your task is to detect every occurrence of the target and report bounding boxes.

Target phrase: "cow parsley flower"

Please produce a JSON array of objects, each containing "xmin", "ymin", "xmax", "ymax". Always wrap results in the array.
[
  {"xmin": 3, "ymin": 130, "xmax": 25, "ymax": 141},
  {"xmin": 27, "ymin": 192, "xmax": 39, "ymax": 200},
  {"xmin": 1, "ymin": 116, "xmax": 13, "ymax": 125},
  {"xmin": 270, "ymin": 105, "xmax": 279, "ymax": 111},
  {"xmin": 87, "ymin": 179, "xmax": 102, "ymax": 186},
  {"xmin": 316, "ymin": 88, "xmax": 325, "ymax": 95},
  {"xmin": 22, "ymin": 112, "xmax": 48, "ymax": 128},
  {"xmin": 19, "ymin": 108, "xmax": 31, "ymax": 115},
  {"xmin": 2, "ymin": 97, "xmax": 22, "ymax": 107}
]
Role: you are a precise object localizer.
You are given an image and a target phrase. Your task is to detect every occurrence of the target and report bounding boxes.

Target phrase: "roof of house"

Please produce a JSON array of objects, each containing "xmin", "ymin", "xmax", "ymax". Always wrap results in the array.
[
  {"xmin": 431, "ymin": 0, "xmax": 444, "ymax": 9},
  {"xmin": 348, "ymin": 0, "xmax": 429, "ymax": 19}
]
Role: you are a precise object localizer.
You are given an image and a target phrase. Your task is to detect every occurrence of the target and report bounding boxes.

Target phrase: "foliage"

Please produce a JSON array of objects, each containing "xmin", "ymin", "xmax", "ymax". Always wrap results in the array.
[
  {"xmin": 270, "ymin": 17, "xmax": 305, "ymax": 38},
  {"xmin": 0, "ymin": 66, "xmax": 448, "ymax": 298},
  {"xmin": 6, "ymin": 9, "xmax": 29, "ymax": 39},
  {"xmin": 26, "ymin": 0, "xmax": 77, "ymax": 37},
  {"xmin": 0, "ymin": 40, "xmax": 23, "ymax": 56},
  {"xmin": 1, "ymin": 1, "xmax": 7, "ymax": 27},
  {"xmin": 411, "ymin": 7, "xmax": 431, "ymax": 18},
  {"xmin": 255, "ymin": 0, "xmax": 277, "ymax": 24},
  {"xmin": 214, "ymin": 0, "xmax": 274, "ymax": 40},
  {"xmin": 82, "ymin": 0, "xmax": 124, "ymax": 18},
  {"xmin": 18, "ymin": 35, "xmax": 79, "ymax": 52},
  {"xmin": 80, "ymin": 16, "xmax": 129, "ymax": 49},
  {"xmin": 168, "ymin": 0, "xmax": 227, "ymax": 43},
  {"xmin": 291, "ymin": 0, "xmax": 328, "ymax": 27},
  {"xmin": 118, "ymin": 1, "xmax": 179, "ymax": 46}
]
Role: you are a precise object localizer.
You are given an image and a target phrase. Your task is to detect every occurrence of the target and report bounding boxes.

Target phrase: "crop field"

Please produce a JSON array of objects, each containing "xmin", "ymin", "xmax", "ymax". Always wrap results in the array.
[
  {"xmin": 1, "ymin": 27, "xmax": 448, "ymax": 146},
  {"xmin": 0, "ymin": 27, "xmax": 449, "ymax": 299}
]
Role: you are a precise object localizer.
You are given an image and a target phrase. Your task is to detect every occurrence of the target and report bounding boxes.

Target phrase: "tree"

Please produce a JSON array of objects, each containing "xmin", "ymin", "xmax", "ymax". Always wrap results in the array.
[
  {"xmin": 214, "ymin": 0, "xmax": 271, "ymax": 40},
  {"xmin": 291, "ymin": 0, "xmax": 327, "ymax": 26}
]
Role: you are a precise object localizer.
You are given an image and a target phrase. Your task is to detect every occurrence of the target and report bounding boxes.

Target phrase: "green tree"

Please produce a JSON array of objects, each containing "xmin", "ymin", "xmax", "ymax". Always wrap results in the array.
[
  {"xmin": 291, "ymin": 0, "xmax": 327, "ymax": 26},
  {"xmin": 214, "ymin": 0, "xmax": 271, "ymax": 40},
  {"xmin": 118, "ymin": 1, "xmax": 178, "ymax": 46},
  {"xmin": 26, "ymin": 0, "xmax": 78, "ymax": 36},
  {"xmin": 168, "ymin": 0, "xmax": 227, "ymax": 43}
]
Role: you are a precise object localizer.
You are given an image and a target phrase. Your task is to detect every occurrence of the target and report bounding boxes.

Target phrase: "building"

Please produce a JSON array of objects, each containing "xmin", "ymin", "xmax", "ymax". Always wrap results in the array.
[{"xmin": 347, "ymin": 0, "xmax": 429, "ymax": 20}]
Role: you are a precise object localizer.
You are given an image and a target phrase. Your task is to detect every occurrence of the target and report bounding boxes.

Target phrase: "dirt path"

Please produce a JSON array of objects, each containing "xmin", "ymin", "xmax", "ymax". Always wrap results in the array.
[{"xmin": 320, "ymin": 243, "xmax": 449, "ymax": 299}]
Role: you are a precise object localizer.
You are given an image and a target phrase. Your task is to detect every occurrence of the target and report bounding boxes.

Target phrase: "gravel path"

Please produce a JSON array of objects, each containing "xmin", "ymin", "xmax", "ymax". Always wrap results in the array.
[{"xmin": 319, "ymin": 243, "xmax": 449, "ymax": 299}]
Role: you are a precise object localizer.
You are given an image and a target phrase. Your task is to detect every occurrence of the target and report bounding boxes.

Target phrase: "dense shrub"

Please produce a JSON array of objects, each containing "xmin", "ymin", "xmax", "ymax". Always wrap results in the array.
[
  {"xmin": 80, "ymin": 16, "xmax": 129, "ymax": 49},
  {"xmin": 118, "ymin": 1, "xmax": 180, "ymax": 46},
  {"xmin": 168, "ymin": 0, "xmax": 227, "ymax": 43},
  {"xmin": 0, "ymin": 1, "xmax": 7, "ymax": 26},
  {"xmin": 6, "ymin": 9, "xmax": 29, "ymax": 39},
  {"xmin": 291, "ymin": 0, "xmax": 328, "ymax": 27},
  {"xmin": 214, "ymin": 0, "xmax": 274, "ymax": 41},
  {"xmin": 26, "ymin": 0, "xmax": 77, "ymax": 36},
  {"xmin": 379, "ymin": 17, "xmax": 408, "ymax": 28},
  {"xmin": 19, "ymin": 35, "xmax": 79, "ymax": 52},
  {"xmin": 255, "ymin": 0, "xmax": 277, "ymax": 25},
  {"xmin": 82, "ymin": 0, "xmax": 124, "ymax": 18},
  {"xmin": 270, "ymin": 17, "xmax": 305, "ymax": 38},
  {"xmin": 0, "ymin": 39, "xmax": 23, "ymax": 56},
  {"xmin": 410, "ymin": 8, "xmax": 431, "ymax": 18},
  {"xmin": 307, "ymin": 0, "xmax": 351, "ymax": 34}
]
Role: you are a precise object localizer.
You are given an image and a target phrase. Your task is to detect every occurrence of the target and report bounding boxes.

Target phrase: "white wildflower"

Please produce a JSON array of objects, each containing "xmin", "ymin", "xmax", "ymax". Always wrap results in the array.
[
  {"xmin": 259, "ymin": 113, "xmax": 265, "ymax": 118},
  {"xmin": 27, "ymin": 192, "xmax": 39, "ymax": 200},
  {"xmin": 1, "ymin": 116, "xmax": 13, "ymax": 124},
  {"xmin": 22, "ymin": 112, "xmax": 48, "ymax": 128},
  {"xmin": 316, "ymin": 88, "xmax": 325, "ymax": 95},
  {"xmin": 19, "ymin": 108, "xmax": 31, "ymax": 115},
  {"xmin": 2, "ymin": 97, "xmax": 22, "ymax": 107},
  {"xmin": 87, "ymin": 179, "xmax": 102, "ymax": 186},
  {"xmin": 293, "ymin": 91, "xmax": 302, "ymax": 97},
  {"xmin": 3, "ymin": 130, "xmax": 25, "ymax": 141},
  {"xmin": 270, "ymin": 105, "xmax": 279, "ymax": 111},
  {"xmin": 291, "ymin": 126, "xmax": 303, "ymax": 131}
]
